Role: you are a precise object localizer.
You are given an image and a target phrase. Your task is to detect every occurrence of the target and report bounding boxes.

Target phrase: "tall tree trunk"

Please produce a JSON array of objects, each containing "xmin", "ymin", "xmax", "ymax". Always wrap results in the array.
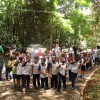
[{"xmin": 50, "ymin": 32, "xmax": 53, "ymax": 50}]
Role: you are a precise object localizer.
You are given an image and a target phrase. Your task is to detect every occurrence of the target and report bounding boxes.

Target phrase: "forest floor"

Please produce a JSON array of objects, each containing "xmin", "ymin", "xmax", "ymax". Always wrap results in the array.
[
  {"xmin": 83, "ymin": 68, "xmax": 100, "ymax": 100},
  {"xmin": 0, "ymin": 59, "xmax": 100, "ymax": 100}
]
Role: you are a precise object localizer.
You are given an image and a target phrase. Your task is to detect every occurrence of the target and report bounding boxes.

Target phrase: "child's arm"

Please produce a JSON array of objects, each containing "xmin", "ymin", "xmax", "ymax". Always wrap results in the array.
[{"xmin": 56, "ymin": 64, "xmax": 61, "ymax": 69}]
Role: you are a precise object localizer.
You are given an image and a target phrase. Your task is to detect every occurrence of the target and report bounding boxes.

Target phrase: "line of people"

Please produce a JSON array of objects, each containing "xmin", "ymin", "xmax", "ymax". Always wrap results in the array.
[
  {"xmin": 5, "ymin": 50, "xmax": 94, "ymax": 93},
  {"xmin": 1, "ymin": 41, "xmax": 99, "ymax": 94}
]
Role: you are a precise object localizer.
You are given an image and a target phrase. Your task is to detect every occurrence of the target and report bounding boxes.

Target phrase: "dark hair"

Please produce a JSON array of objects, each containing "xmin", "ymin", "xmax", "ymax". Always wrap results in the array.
[
  {"xmin": 19, "ymin": 57, "xmax": 23, "ymax": 62},
  {"xmin": 34, "ymin": 56, "xmax": 39, "ymax": 60},
  {"xmin": 41, "ymin": 57, "xmax": 46, "ymax": 62},
  {"xmin": 97, "ymin": 45, "xmax": 100, "ymax": 50}
]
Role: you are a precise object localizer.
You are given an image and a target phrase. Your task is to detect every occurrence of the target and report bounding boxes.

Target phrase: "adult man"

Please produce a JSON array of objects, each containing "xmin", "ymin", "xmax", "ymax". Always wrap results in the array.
[
  {"xmin": 0, "ymin": 40, "xmax": 4, "ymax": 81},
  {"xmin": 0, "ymin": 40, "xmax": 4, "ymax": 54},
  {"xmin": 94, "ymin": 46, "xmax": 100, "ymax": 66}
]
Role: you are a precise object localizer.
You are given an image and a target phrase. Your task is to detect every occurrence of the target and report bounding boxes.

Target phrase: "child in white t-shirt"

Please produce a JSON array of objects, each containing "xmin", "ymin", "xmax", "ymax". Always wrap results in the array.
[
  {"xmin": 16, "ymin": 57, "xmax": 23, "ymax": 88},
  {"xmin": 22, "ymin": 55, "xmax": 32, "ymax": 93},
  {"xmin": 58, "ymin": 57, "xmax": 67, "ymax": 92},
  {"xmin": 39, "ymin": 57, "xmax": 49, "ymax": 90},
  {"xmin": 71, "ymin": 59, "xmax": 79, "ymax": 90},
  {"xmin": 50, "ymin": 56, "xmax": 59, "ymax": 89},
  {"xmin": 32, "ymin": 56, "xmax": 40, "ymax": 89}
]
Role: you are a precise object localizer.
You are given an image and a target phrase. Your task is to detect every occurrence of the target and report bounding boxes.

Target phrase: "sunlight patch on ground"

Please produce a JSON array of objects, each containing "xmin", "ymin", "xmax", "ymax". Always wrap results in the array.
[{"xmin": 0, "ymin": 91, "xmax": 12, "ymax": 97}]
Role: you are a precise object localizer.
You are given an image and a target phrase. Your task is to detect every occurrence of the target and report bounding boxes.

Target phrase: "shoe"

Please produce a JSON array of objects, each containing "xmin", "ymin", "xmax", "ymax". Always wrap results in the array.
[
  {"xmin": 13, "ymin": 85, "xmax": 17, "ymax": 88},
  {"xmin": 41, "ymin": 88, "xmax": 44, "ymax": 91},
  {"xmin": 22, "ymin": 88, "xmax": 26, "ymax": 93},
  {"xmin": 72, "ymin": 86, "xmax": 76, "ymax": 90},
  {"xmin": 79, "ymin": 75, "xmax": 82, "ymax": 78},
  {"xmin": 45, "ymin": 87, "xmax": 50, "ymax": 90},
  {"xmin": 57, "ymin": 89, "xmax": 61, "ymax": 92},
  {"xmin": 0, "ymin": 78, "xmax": 2, "ymax": 81}
]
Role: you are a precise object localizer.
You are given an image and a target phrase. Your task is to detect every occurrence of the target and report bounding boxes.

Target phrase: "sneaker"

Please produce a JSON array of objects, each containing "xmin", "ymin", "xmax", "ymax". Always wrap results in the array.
[
  {"xmin": 79, "ymin": 75, "xmax": 82, "ymax": 78},
  {"xmin": 72, "ymin": 86, "xmax": 76, "ymax": 90},
  {"xmin": 45, "ymin": 87, "xmax": 50, "ymax": 90},
  {"xmin": 41, "ymin": 88, "xmax": 44, "ymax": 91},
  {"xmin": 13, "ymin": 85, "xmax": 17, "ymax": 89},
  {"xmin": 57, "ymin": 89, "xmax": 61, "ymax": 92}
]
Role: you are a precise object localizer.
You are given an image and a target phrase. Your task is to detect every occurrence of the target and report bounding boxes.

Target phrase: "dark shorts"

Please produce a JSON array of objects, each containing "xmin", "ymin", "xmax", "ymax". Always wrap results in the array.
[
  {"xmin": 17, "ymin": 75, "xmax": 23, "ymax": 80},
  {"xmin": 86, "ymin": 62, "xmax": 92, "ymax": 68},
  {"xmin": 81, "ymin": 65, "xmax": 86, "ymax": 71},
  {"xmin": 13, "ymin": 74, "xmax": 17, "ymax": 80}
]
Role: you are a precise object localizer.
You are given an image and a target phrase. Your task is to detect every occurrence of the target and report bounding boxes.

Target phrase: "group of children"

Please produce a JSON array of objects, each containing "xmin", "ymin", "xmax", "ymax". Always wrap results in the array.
[{"xmin": 6, "ymin": 50, "xmax": 93, "ymax": 93}]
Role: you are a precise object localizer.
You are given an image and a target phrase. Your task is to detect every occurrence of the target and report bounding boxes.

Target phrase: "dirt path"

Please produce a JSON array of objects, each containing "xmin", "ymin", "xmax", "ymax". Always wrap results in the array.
[{"xmin": 0, "ymin": 66, "xmax": 99, "ymax": 100}]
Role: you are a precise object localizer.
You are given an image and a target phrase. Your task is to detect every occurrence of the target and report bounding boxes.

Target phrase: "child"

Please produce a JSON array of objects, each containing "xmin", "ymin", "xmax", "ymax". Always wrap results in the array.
[
  {"xmin": 32, "ymin": 56, "xmax": 40, "ymax": 89},
  {"xmin": 79, "ymin": 54, "xmax": 86, "ymax": 78},
  {"xmin": 22, "ymin": 55, "xmax": 32, "ymax": 93},
  {"xmin": 58, "ymin": 57, "xmax": 67, "ymax": 92},
  {"xmin": 71, "ymin": 59, "xmax": 79, "ymax": 90},
  {"xmin": 6, "ymin": 57, "xmax": 13, "ymax": 81},
  {"xmin": 50, "ymin": 56, "xmax": 59, "ymax": 90},
  {"xmin": 16, "ymin": 57, "xmax": 23, "ymax": 88},
  {"xmin": 11, "ymin": 57, "xmax": 17, "ymax": 88},
  {"xmin": 39, "ymin": 57, "xmax": 49, "ymax": 90},
  {"xmin": 67, "ymin": 53, "xmax": 74, "ymax": 81}
]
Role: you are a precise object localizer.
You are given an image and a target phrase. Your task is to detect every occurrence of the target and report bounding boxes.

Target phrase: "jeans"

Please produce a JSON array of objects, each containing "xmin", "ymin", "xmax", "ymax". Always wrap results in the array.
[
  {"xmin": 41, "ymin": 77, "xmax": 48, "ymax": 88},
  {"xmin": 6, "ymin": 67, "xmax": 13, "ymax": 80},
  {"xmin": 22, "ymin": 75, "xmax": 30, "ymax": 88},
  {"xmin": 71, "ymin": 72, "xmax": 77, "ymax": 88},
  {"xmin": 51, "ymin": 74, "xmax": 58, "ymax": 89},
  {"xmin": 95, "ymin": 57, "xmax": 99, "ymax": 65},
  {"xmin": 0, "ymin": 66, "xmax": 3, "ymax": 80},
  {"xmin": 33, "ymin": 74, "xmax": 40, "ymax": 88}
]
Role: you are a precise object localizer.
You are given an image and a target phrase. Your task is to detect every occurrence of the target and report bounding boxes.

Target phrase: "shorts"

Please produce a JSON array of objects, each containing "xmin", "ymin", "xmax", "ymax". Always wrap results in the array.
[
  {"xmin": 81, "ymin": 65, "xmax": 86, "ymax": 71},
  {"xmin": 17, "ymin": 75, "xmax": 23, "ymax": 80},
  {"xmin": 13, "ymin": 74, "xmax": 17, "ymax": 80}
]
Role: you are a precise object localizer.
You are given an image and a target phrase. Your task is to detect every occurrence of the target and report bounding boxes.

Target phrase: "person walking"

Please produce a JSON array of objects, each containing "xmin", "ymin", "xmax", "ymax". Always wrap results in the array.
[{"xmin": 0, "ymin": 40, "xmax": 4, "ymax": 81}]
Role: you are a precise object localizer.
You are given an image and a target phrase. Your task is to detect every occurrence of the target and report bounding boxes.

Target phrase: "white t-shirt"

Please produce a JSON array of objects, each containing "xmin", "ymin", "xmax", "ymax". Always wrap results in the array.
[
  {"xmin": 55, "ymin": 47, "xmax": 61, "ymax": 58},
  {"xmin": 59, "ymin": 63, "xmax": 67, "ymax": 76},
  {"xmin": 40, "ymin": 64, "xmax": 48, "ymax": 78},
  {"xmin": 23, "ymin": 62, "xmax": 32, "ymax": 75},
  {"xmin": 16, "ymin": 62, "xmax": 23, "ymax": 75},
  {"xmin": 68, "ymin": 64, "xmax": 74, "ymax": 70},
  {"xmin": 71, "ymin": 63, "xmax": 79, "ymax": 73},
  {"xmin": 95, "ymin": 49, "xmax": 99, "ymax": 58},
  {"xmin": 51, "ymin": 62, "xmax": 59, "ymax": 75},
  {"xmin": 33, "ymin": 63, "xmax": 40, "ymax": 74}
]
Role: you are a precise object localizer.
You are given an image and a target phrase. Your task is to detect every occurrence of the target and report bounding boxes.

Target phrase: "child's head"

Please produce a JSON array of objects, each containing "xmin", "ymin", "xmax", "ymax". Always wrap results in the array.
[
  {"xmin": 19, "ymin": 57, "xmax": 23, "ymax": 62},
  {"xmin": 10, "ymin": 57, "xmax": 13, "ymax": 61},
  {"xmin": 61, "ymin": 57, "xmax": 66, "ymax": 63},
  {"xmin": 41, "ymin": 57, "xmax": 46, "ymax": 65},
  {"xmin": 26, "ymin": 54, "xmax": 31, "ymax": 61},
  {"xmin": 34, "ymin": 56, "xmax": 39, "ymax": 63}
]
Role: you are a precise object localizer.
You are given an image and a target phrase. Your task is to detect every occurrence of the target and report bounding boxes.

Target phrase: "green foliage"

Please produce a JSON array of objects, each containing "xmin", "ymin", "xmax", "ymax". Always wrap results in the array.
[{"xmin": 0, "ymin": 0, "xmax": 98, "ymax": 49}]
